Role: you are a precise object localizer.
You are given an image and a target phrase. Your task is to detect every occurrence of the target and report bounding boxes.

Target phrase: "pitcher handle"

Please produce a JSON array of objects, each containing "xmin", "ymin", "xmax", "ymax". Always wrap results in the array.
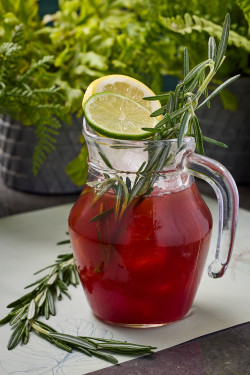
[{"xmin": 186, "ymin": 153, "xmax": 239, "ymax": 279}]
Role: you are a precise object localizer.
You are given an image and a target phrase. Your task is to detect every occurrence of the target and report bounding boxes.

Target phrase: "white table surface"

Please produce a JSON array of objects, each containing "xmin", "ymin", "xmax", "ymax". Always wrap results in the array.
[{"xmin": 0, "ymin": 197, "xmax": 249, "ymax": 375}]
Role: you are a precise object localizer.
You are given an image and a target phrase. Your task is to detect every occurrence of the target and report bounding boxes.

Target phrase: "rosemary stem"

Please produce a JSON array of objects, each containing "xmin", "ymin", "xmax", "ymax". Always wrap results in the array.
[
  {"xmin": 198, "ymin": 62, "xmax": 215, "ymax": 95},
  {"xmin": 189, "ymin": 97, "xmax": 196, "ymax": 117},
  {"xmin": 30, "ymin": 320, "xmax": 49, "ymax": 336}
]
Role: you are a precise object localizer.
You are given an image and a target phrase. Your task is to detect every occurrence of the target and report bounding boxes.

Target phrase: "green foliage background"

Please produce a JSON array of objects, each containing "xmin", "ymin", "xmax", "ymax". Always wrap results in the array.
[{"xmin": 0, "ymin": 0, "xmax": 249, "ymax": 185}]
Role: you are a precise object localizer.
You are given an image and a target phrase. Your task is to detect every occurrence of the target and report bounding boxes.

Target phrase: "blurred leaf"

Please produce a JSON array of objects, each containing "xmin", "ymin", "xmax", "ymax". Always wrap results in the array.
[
  {"xmin": 236, "ymin": 0, "xmax": 250, "ymax": 29},
  {"xmin": 218, "ymin": 89, "xmax": 238, "ymax": 111},
  {"xmin": 160, "ymin": 13, "xmax": 250, "ymax": 52},
  {"xmin": 81, "ymin": 51, "xmax": 108, "ymax": 71},
  {"xmin": 65, "ymin": 143, "xmax": 88, "ymax": 186},
  {"xmin": 58, "ymin": 81, "xmax": 82, "ymax": 113}
]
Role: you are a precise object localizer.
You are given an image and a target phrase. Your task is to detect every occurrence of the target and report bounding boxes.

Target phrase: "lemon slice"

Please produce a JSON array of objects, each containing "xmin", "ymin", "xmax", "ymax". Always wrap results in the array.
[
  {"xmin": 82, "ymin": 74, "xmax": 160, "ymax": 112},
  {"xmin": 84, "ymin": 92, "xmax": 158, "ymax": 140}
]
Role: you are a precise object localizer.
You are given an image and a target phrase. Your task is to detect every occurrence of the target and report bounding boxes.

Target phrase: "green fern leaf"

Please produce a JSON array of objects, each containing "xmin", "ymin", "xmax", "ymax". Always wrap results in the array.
[
  {"xmin": 0, "ymin": 38, "xmax": 67, "ymax": 175},
  {"xmin": 65, "ymin": 143, "xmax": 88, "ymax": 186},
  {"xmin": 11, "ymin": 24, "xmax": 25, "ymax": 45},
  {"xmin": 36, "ymin": 103, "xmax": 63, "ymax": 113},
  {"xmin": 33, "ymin": 86, "xmax": 63, "ymax": 98},
  {"xmin": 236, "ymin": 0, "xmax": 250, "ymax": 28},
  {"xmin": 160, "ymin": 13, "xmax": 250, "ymax": 52},
  {"xmin": 0, "ymin": 42, "xmax": 22, "ymax": 56},
  {"xmin": 32, "ymin": 120, "xmax": 61, "ymax": 176},
  {"xmin": 19, "ymin": 55, "xmax": 54, "ymax": 82},
  {"xmin": 0, "ymin": 42, "xmax": 22, "ymax": 83},
  {"xmin": 6, "ymin": 87, "xmax": 33, "ymax": 99}
]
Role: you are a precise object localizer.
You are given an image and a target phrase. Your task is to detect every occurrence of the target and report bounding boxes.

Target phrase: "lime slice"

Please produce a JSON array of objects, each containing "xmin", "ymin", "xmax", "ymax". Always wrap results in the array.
[
  {"xmin": 82, "ymin": 74, "xmax": 161, "ymax": 112},
  {"xmin": 84, "ymin": 92, "xmax": 158, "ymax": 140}
]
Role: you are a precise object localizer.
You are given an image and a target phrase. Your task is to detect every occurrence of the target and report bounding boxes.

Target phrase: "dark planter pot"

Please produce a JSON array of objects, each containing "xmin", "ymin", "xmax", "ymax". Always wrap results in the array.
[
  {"xmin": 197, "ymin": 77, "xmax": 250, "ymax": 184},
  {"xmin": 0, "ymin": 115, "xmax": 83, "ymax": 194}
]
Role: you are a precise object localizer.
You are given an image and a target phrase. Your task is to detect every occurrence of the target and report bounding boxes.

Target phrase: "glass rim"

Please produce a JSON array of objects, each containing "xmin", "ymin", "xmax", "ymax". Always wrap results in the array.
[{"xmin": 82, "ymin": 117, "xmax": 196, "ymax": 148}]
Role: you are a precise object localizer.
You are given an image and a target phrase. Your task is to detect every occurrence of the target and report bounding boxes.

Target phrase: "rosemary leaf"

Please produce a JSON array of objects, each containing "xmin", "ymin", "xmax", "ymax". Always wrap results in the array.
[
  {"xmin": 24, "ymin": 276, "xmax": 47, "ymax": 289},
  {"xmin": 47, "ymin": 273, "xmax": 57, "ymax": 285},
  {"xmin": 99, "ymin": 151, "xmax": 113, "ymax": 169},
  {"xmin": 38, "ymin": 292, "xmax": 47, "ymax": 308},
  {"xmin": 192, "ymin": 116, "xmax": 205, "ymax": 155},
  {"xmin": 72, "ymin": 267, "xmax": 79, "ymax": 286},
  {"xmin": 125, "ymin": 176, "xmax": 132, "ymax": 192},
  {"xmin": 47, "ymin": 290, "xmax": 56, "ymax": 316},
  {"xmin": 22, "ymin": 326, "xmax": 29, "ymax": 345},
  {"xmin": 141, "ymin": 127, "xmax": 162, "ymax": 133},
  {"xmin": 56, "ymin": 239, "xmax": 71, "ymax": 245},
  {"xmin": 9, "ymin": 307, "xmax": 26, "ymax": 326},
  {"xmin": 50, "ymin": 332, "xmax": 95, "ymax": 349},
  {"xmin": 184, "ymin": 69, "xmax": 204, "ymax": 94},
  {"xmin": 88, "ymin": 349, "xmax": 118, "ymax": 364},
  {"xmin": 174, "ymin": 87, "xmax": 180, "ymax": 112},
  {"xmin": 184, "ymin": 47, "xmax": 189, "ymax": 78},
  {"xmin": 154, "ymin": 114, "xmax": 170, "ymax": 128},
  {"xmin": 57, "ymin": 279, "xmax": 68, "ymax": 291},
  {"xmin": 61, "ymin": 290, "xmax": 71, "ymax": 299},
  {"xmin": 154, "ymin": 143, "xmax": 171, "ymax": 172},
  {"xmin": 27, "ymin": 300, "xmax": 36, "ymax": 321},
  {"xmin": 91, "ymin": 181, "xmax": 116, "ymax": 205},
  {"xmin": 202, "ymin": 136, "xmax": 228, "ymax": 148},
  {"xmin": 166, "ymin": 91, "xmax": 174, "ymax": 114},
  {"xmin": 169, "ymin": 98, "xmax": 194, "ymax": 121},
  {"xmin": 208, "ymin": 36, "xmax": 217, "ymax": 61},
  {"xmin": 143, "ymin": 92, "xmax": 171, "ymax": 101},
  {"xmin": 0, "ymin": 314, "xmax": 13, "ymax": 326},
  {"xmin": 214, "ymin": 13, "xmax": 230, "ymax": 71},
  {"xmin": 128, "ymin": 176, "xmax": 148, "ymax": 203},
  {"xmin": 7, "ymin": 291, "xmax": 35, "ymax": 309},
  {"xmin": 183, "ymin": 60, "xmax": 209, "ymax": 85},
  {"xmin": 7, "ymin": 322, "xmax": 26, "ymax": 350},
  {"xmin": 90, "ymin": 208, "xmax": 114, "ymax": 222},
  {"xmin": 72, "ymin": 345, "xmax": 93, "ymax": 357},
  {"xmin": 50, "ymin": 338, "xmax": 72, "ymax": 352},
  {"xmin": 56, "ymin": 253, "xmax": 73, "ymax": 261},
  {"xmin": 115, "ymin": 180, "xmax": 123, "ymax": 218},
  {"xmin": 33, "ymin": 265, "xmax": 55, "ymax": 275},
  {"xmin": 144, "ymin": 144, "xmax": 165, "ymax": 172},
  {"xmin": 196, "ymin": 74, "xmax": 240, "ymax": 110},
  {"xmin": 150, "ymin": 104, "xmax": 168, "ymax": 117},
  {"xmin": 44, "ymin": 298, "xmax": 50, "ymax": 320},
  {"xmin": 177, "ymin": 111, "xmax": 190, "ymax": 147}
]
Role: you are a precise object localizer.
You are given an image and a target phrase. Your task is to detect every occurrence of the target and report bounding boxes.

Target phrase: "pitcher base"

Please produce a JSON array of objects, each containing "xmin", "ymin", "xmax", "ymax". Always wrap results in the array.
[{"xmin": 99, "ymin": 318, "xmax": 174, "ymax": 328}]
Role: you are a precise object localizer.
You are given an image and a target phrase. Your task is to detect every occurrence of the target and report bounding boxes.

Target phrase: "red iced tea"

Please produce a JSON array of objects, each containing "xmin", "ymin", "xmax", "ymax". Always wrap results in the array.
[{"xmin": 68, "ymin": 181, "xmax": 212, "ymax": 326}]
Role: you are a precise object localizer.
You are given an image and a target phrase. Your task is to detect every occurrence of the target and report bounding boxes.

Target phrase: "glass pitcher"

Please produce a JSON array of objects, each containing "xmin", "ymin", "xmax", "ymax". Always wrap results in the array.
[{"xmin": 68, "ymin": 119, "xmax": 239, "ymax": 327}]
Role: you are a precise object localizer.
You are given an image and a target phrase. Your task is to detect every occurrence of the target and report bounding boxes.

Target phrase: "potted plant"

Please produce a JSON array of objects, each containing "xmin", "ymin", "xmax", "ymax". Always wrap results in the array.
[
  {"xmin": 0, "ymin": 30, "xmax": 83, "ymax": 194},
  {"xmin": 0, "ymin": 0, "xmax": 84, "ymax": 193}
]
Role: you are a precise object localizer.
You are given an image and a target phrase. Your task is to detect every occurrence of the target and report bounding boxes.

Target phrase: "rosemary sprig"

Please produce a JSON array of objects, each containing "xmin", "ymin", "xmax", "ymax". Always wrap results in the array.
[
  {"xmin": 0, "ymin": 242, "xmax": 156, "ymax": 363},
  {"xmin": 143, "ymin": 14, "xmax": 239, "ymax": 151},
  {"xmin": 89, "ymin": 14, "xmax": 239, "ymax": 221},
  {"xmin": 1, "ymin": 251, "xmax": 78, "ymax": 326}
]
